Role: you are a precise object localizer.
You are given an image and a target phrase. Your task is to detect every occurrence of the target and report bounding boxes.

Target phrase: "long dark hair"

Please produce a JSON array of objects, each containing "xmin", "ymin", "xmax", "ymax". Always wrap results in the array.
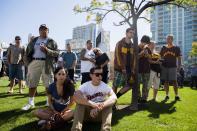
[{"xmin": 54, "ymin": 67, "xmax": 75, "ymax": 99}]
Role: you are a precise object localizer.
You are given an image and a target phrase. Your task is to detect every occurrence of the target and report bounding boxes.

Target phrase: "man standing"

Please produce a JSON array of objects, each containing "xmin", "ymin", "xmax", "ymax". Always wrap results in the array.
[
  {"xmin": 7, "ymin": 36, "xmax": 25, "ymax": 94},
  {"xmin": 71, "ymin": 66, "xmax": 117, "ymax": 131},
  {"xmin": 112, "ymin": 28, "xmax": 135, "ymax": 103},
  {"xmin": 22, "ymin": 24, "xmax": 59, "ymax": 110},
  {"xmin": 160, "ymin": 35, "xmax": 182, "ymax": 101},
  {"xmin": 138, "ymin": 35, "xmax": 151, "ymax": 103},
  {"xmin": 61, "ymin": 43, "xmax": 77, "ymax": 81},
  {"xmin": 80, "ymin": 40, "xmax": 95, "ymax": 84}
]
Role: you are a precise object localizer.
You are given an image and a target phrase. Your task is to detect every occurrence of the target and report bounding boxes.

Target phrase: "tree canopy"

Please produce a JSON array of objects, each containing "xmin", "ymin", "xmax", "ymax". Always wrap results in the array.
[
  {"xmin": 74, "ymin": 0, "xmax": 197, "ymax": 26},
  {"xmin": 190, "ymin": 42, "xmax": 197, "ymax": 57}
]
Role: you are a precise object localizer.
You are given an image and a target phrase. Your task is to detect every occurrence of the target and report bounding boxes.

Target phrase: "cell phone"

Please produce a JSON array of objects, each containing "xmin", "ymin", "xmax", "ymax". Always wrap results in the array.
[{"xmin": 40, "ymin": 42, "xmax": 44, "ymax": 46}]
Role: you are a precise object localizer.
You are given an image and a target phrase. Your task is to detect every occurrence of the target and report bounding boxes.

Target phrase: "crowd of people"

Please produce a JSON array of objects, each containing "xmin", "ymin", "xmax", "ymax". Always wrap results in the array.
[{"xmin": 0, "ymin": 24, "xmax": 195, "ymax": 130}]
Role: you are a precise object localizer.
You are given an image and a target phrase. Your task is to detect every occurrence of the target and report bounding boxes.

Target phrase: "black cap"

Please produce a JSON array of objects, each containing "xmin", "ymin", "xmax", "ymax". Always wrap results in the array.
[
  {"xmin": 15, "ymin": 36, "xmax": 21, "ymax": 40},
  {"xmin": 39, "ymin": 24, "xmax": 48, "ymax": 30}
]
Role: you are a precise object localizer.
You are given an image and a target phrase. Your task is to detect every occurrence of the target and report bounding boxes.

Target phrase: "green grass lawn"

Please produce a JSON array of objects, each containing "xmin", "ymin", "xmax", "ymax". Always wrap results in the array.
[{"xmin": 0, "ymin": 77, "xmax": 197, "ymax": 131}]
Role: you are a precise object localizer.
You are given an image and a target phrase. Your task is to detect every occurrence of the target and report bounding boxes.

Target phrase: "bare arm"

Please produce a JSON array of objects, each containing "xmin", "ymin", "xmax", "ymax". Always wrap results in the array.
[
  {"xmin": 101, "ymin": 60, "xmax": 109, "ymax": 68},
  {"xmin": 7, "ymin": 47, "xmax": 11, "ymax": 64},
  {"xmin": 48, "ymin": 94, "xmax": 57, "ymax": 112},
  {"xmin": 102, "ymin": 90, "xmax": 117, "ymax": 109},
  {"xmin": 61, "ymin": 96, "xmax": 75, "ymax": 112},
  {"xmin": 73, "ymin": 90, "xmax": 99, "ymax": 108},
  {"xmin": 80, "ymin": 48, "xmax": 89, "ymax": 61}
]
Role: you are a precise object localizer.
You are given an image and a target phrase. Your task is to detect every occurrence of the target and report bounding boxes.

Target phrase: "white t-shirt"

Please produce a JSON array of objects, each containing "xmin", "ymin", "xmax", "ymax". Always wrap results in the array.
[
  {"xmin": 79, "ymin": 81, "xmax": 113, "ymax": 103},
  {"xmin": 80, "ymin": 49, "xmax": 95, "ymax": 73},
  {"xmin": 33, "ymin": 37, "xmax": 48, "ymax": 58}
]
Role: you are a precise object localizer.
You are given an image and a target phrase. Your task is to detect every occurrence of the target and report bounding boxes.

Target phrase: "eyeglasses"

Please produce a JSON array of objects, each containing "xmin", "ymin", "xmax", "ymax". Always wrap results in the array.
[
  {"xmin": 93, "ymin": 73, "xmax": 103, "ymax": 77},
  {"xmin": 15, "ymin": 39, "xmax": 21, "ymax": 41}
]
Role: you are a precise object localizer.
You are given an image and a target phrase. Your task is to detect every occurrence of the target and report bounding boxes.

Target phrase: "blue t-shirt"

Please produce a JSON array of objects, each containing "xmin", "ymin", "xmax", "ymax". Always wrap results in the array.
[
  {"xmin": 48, "ymin": 82, "xmax": 75, "ymax": 112},
  {"xmin": 61, "ymin": 52, "xmax": 77, "ymax": 69}
]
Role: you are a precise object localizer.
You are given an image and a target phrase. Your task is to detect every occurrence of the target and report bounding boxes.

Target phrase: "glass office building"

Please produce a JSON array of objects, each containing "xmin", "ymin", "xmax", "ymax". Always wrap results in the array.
[{"xmin": 151, "ymin": 5, "xmax": 197, "ymax": 61}]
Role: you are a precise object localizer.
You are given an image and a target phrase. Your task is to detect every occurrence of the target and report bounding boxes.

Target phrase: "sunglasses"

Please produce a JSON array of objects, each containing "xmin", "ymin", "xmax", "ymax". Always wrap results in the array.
[
  {"xmin": 93, "ymin": 73, "xmax": 103, "ymax": 77},
  {"xmin": 15, "ymin": 39, "xmax": 21, "ymax": 40}
]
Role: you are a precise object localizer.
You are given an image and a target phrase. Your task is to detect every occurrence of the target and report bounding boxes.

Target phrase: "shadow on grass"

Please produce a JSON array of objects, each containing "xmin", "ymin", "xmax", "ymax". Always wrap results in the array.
[
  {"xmin": 147, "ymin": 100, "xmax": 177, "ymax": 119},
  {"xmin": 190, "ymin": 87, "xmax": 197, "ymax": 90},
  {"xmin": 0, "ymin": 109, "xmax": 32, "ymax": 127},
  {"xmin": 0, "ymin": 92, "xmax": 27, "ymax": 98},
  {"xmin": 112, "ymin": 105, "xmax": 137, "ymax": 126},
  {"xmin": 10, "ymin": 121, "xmax": 38, "ymax": 131},
  {"xmin": 10, "ymin": 120, "xmax": 101, "ymax": 131}
]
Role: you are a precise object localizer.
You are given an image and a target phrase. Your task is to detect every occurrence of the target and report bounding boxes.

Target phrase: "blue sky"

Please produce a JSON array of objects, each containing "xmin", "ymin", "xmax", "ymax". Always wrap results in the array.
[{"xmin": 0, "ymin": 0, "xmax": 151, "ymax": 51}]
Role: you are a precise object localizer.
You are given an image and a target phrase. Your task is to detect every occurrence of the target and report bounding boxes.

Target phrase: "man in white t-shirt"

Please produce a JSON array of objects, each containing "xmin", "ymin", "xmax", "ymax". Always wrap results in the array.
[
  {"xmin": 80, "ymin": 40, "xmax": 95, "ymax": 84},
  {"xmin": 71, "ymin": 66, "xmax": 117, "ymax": 131}
]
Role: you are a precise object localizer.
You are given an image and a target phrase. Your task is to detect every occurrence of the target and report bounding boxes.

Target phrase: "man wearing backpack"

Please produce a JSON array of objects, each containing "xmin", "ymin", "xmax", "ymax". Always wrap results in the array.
[{"xmin": 22, "ymin": 24, "xmax": 59, "ymax": 110}]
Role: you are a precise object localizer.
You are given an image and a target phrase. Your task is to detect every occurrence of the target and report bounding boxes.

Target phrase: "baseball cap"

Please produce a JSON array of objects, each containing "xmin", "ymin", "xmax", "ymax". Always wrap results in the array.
[{"xmin": 39, "ymin": 24, "xmax": 48, "ymax": 30}]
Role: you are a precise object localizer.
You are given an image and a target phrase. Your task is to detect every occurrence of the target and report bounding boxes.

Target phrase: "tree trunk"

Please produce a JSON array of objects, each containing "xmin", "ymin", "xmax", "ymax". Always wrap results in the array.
[{"xmin": 131, "ymin": 16, "xmax": 139, "ymax": 107}]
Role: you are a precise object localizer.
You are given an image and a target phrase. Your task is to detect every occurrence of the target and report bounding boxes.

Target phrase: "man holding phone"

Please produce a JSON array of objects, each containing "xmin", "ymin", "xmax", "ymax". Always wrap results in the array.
[{"xmin": 22, "ymin": 24, "xmax": 59, "ymax": 110}]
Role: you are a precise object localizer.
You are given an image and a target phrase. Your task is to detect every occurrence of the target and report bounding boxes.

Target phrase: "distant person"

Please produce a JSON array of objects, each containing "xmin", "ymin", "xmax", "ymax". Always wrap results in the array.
[
  {"xmin": 71, "ymin": 66, "xmax": 117, "ymax": 131},
  {"xmin": 80, "ymin": 40, "xmax": 95, "ymax": 84},
  {"xmin": 33, "ymin": 67, "xmax": 75, "ymax": 130},
  {"xmin": 191, "ymin": 64, "xmax": 197, "ymax": 89},
  {"xmin": 7, "ymin": 36, "xmax": 25, "ymax": 94},
  {"xmin": 22, "ymin": 24, "xmax": 59, "ymax": 110},
  {"xmin": 112, "ymin": 27, "xmax": 136, "ymax": 110},
  {"xmin": 61, "ymin": 43, "xmax": 77, "ymax": 81},
  {"xmin": 179, "ymin": 67, "xmax": 185, "ymax": 88},
  {"xmin": 138, "ymin": 35, "xmax": 151, "ymax": 103},
  {"xmin": 160, "ymin": 35, "xmax": 182, "ymax": 101},
  {"xmin": 93, "ymin": 48, "xmax": 110, "ymax": 83},
  {"xmin": 56, "ymin": 56, "xmax": 64, "ymax": 68}
]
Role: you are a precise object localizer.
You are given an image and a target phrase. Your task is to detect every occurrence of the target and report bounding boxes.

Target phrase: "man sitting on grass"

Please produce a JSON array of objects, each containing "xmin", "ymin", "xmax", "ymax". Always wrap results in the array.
[{"xmin": 71, "ymin": 66, "xmax": 117, "ymax": 131}]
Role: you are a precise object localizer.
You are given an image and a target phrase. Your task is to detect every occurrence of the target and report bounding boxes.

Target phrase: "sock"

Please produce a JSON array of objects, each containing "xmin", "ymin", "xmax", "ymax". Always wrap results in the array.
[
  {"xmin": 116, "ymin": 92, "xmax": 123, "ymax": 98},
  {"xmin": 29, "ymin": 97, "xmax": 34, "ymax": 105}
]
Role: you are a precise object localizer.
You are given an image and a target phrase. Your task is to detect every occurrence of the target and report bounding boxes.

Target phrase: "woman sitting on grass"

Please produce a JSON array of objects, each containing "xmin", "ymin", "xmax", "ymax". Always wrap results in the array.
[{"xmin": 33, "ymin": 67, "xmax": 75, "ymax": 129}]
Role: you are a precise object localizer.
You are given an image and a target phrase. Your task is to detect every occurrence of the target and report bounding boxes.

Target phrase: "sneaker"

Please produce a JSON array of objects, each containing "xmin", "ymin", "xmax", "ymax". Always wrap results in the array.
[
  {"xmin": 164, "ymin": 96, "xmax": 169, "ymax": 101},
  {"xmin": 175, "ymin": 96, "xmax": 180, "ymax": 101},
  {"xmin": 45, "ymin": 102, "xmax": 49, "ymax": 107},
  {"xmin": 21, "ymin": 104, "xmax": 35, "ymax": 111},
  {"xmin": 38, "ymin": 120, "xmax": 46, "ymax": 126}
]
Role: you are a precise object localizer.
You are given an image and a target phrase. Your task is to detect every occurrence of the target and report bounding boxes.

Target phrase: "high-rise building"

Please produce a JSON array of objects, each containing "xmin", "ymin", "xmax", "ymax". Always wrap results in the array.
[
  {"xmin": 72, "ymin": 23, "xmax": 96, "ymax": 47},
  {"xmin": 96, "ymin": 25, "xmax": 110, "ymax": 56},
  {"xmin": 151, "ymin": 5, "xmax": 197, "ymax": 61}
]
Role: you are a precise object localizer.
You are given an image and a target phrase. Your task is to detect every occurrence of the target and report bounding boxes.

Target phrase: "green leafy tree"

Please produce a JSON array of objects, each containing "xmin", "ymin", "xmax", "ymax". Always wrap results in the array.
[
  {"xmin": 190, "ymin": 43, "xmax": 197, "ymax": 57},
  {"xmin": 74, "ymin": 0, "xmax": 197, "ymax": 108}
]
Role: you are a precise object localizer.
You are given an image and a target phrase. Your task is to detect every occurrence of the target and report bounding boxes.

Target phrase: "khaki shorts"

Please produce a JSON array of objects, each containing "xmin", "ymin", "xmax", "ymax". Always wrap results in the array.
[
  {"xmin": 27, "ymin": 60, "xmax": 53, "ymax": 88},
  {"xmin": 148, "ymin": 70, "xmax": 160, "ymax": 89}
]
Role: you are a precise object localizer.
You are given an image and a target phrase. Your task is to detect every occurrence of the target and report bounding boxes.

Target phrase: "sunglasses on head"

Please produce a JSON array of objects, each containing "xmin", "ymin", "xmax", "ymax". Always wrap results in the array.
[{"xmin": 93, "ymin": 73, "xmax": 103, "ymax": 77}]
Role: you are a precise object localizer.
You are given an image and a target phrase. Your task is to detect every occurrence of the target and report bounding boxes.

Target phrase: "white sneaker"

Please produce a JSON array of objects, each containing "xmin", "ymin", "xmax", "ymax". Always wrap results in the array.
[
  {"xmin": 38, "ymin": 120, "xmax": 46, "ymax": 126},
  {"xmin": 45, "ymin": 101, "xmax": 49, "ymax": 107},
  {"xmin": 21, "ymin": 104, "xmax": 35, "ymax": 111}
]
